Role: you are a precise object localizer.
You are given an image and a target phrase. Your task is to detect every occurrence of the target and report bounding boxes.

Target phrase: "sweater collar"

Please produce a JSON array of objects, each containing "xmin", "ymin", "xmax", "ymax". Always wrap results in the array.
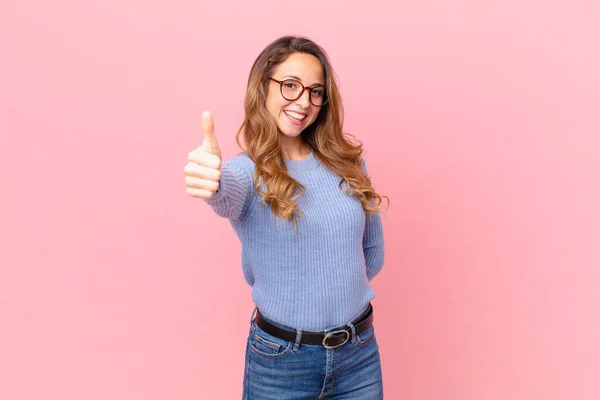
[{"xmin": 285, "ymin": 150, "xmax": 319, "ymax": 173}]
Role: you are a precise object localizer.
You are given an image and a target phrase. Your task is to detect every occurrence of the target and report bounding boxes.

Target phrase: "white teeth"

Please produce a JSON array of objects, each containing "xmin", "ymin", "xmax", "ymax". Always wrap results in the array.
[{"xmin": 284, "ymin": 111, "xmax": 306, "ymax": 120}]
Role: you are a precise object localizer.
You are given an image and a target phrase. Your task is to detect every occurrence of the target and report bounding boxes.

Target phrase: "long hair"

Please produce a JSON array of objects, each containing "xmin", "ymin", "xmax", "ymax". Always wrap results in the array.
[{"xmin": 236, "ymin": 36, "xmax": 388, "ymax": 228}]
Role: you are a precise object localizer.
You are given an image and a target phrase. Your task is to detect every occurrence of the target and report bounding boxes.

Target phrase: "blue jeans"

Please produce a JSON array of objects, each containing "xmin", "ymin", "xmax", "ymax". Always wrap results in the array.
[{"xmin": 242, "ymin": 307, "xmax": 383, "ymax": 399}]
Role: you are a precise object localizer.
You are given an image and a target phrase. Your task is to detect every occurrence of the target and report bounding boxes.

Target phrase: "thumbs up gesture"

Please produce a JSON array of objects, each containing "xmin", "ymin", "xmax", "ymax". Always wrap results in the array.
[{"xmin": 185, "ymin": 111, "xmax": 222, "ymax": 199}]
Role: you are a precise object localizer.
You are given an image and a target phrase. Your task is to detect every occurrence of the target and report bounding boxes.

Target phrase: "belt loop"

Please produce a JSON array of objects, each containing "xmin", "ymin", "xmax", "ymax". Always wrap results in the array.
[
  {"xmin": 346, "ymin": 321, "xmax": 357, "ymax": 344},
  {"xmin": 249, "ymin": 306, "xmax": 258, "ymax": 332},
  {"xmin": 293, "ymin": 329, "xmax": 303, "ymax": 352}
]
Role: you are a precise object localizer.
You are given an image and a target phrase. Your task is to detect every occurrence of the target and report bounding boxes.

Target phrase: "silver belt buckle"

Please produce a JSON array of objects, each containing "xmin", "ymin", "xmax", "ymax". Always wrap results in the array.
[{"xmin": 322, "ymin": 329, "xmax": 350, "ymax": 349}]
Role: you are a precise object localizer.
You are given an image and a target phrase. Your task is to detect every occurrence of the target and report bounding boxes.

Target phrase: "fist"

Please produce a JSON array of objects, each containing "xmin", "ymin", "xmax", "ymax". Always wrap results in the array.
[{"xmin": 185, "ymin": 111, "xmax": 223, "ymax": 199}]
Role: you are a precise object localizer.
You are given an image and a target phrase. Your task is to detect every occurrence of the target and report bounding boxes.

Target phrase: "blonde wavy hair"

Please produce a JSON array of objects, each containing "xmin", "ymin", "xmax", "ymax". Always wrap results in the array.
[{"xmin": 235, "ymin": 36, "xmax": 388, "ymax": 228}]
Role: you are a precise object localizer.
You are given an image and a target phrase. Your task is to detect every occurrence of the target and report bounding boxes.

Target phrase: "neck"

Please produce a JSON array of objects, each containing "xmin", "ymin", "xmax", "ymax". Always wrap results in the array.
[{"xmin": 280, "ymin": 135, "xmax": 311, "ymax": 161}]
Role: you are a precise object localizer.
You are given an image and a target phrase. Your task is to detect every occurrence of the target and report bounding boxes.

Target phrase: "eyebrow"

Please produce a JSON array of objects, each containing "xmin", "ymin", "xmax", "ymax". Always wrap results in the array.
[{"xmin": 282, "ymin": 75, "xmax": 325, "ymax": 86}]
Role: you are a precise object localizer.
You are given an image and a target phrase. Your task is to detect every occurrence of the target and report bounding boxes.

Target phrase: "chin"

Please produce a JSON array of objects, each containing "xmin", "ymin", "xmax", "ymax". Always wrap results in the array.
[
  {"xmin": 278, "ymin": 129, "xmax": 303, "ymax": 138},
  {"xmin": 277, "ymin": 121, "xmax": 305, "ymax": 138}
]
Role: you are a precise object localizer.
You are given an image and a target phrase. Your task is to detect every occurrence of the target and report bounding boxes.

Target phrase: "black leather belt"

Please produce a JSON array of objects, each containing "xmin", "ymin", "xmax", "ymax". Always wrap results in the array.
[{"xmin": 254, "ymin": 303, "xmax": 374, "ymax": 349}]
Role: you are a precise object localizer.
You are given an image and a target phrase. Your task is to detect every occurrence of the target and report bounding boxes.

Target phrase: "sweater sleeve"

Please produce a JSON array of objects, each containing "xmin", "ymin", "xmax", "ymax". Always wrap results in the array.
[
  {"xmin": 203, "ymin": 154, "xmax": 254, "ymax": 222},
  {"xmin": 361, "ymin": 158, "xmax": 385, "ymax": 281}
]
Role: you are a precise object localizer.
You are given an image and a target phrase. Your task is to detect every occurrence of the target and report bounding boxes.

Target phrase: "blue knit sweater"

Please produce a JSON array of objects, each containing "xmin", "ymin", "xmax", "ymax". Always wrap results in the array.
[{"xmin": 204, "ymin": 150, "xmax": 384, "ymax": 331}]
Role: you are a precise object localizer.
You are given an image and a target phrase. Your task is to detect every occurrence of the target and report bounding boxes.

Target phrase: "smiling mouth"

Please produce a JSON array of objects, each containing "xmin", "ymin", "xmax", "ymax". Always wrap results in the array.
[{"xmin": 284, "ymin": 110, "xmax": 307, "ymax": 122}]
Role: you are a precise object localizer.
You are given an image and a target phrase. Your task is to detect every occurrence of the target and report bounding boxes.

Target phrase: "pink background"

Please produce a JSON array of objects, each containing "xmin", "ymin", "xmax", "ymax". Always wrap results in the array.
[{"xmin": 1, "ymin": 1, "xmax": 599, "ymax": 399}]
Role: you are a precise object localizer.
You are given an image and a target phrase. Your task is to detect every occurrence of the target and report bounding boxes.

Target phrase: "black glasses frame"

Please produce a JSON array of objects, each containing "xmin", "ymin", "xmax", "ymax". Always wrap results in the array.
[{"xmin": 269, "ymin": 78, "xmax": 328, "ymax": 107}]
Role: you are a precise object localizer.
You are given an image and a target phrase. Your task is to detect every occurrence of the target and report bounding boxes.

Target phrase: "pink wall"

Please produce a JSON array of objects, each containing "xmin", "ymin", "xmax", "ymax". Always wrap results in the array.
[{"xmin": 1, "ymin": 1, "xmax": 599, "ymax": 399}]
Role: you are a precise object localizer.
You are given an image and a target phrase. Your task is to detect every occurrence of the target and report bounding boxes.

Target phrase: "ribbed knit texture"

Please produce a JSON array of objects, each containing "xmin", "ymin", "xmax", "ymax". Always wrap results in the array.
[{"xmin": 205, "ymin": 151, "xmax": 384, "ymax": 331}]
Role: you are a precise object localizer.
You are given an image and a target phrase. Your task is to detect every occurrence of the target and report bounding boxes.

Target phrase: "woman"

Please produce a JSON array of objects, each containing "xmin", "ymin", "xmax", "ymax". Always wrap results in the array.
[{"xmin": 185, "ymin": 36, "xmax": 387, "ymax": 399}]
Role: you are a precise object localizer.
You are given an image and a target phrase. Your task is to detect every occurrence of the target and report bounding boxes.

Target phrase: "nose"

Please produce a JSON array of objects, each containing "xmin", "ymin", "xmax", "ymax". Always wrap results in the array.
[{"xmin": 295, "ymin": 88, "xmax": 311, "ymax": 108}]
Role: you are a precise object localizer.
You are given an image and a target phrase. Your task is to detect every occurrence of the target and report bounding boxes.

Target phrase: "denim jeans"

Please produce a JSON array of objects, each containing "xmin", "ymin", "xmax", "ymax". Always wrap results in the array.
[{"xmin": 242, "ymin": 307, "xmax": 383, "ymax": 399}]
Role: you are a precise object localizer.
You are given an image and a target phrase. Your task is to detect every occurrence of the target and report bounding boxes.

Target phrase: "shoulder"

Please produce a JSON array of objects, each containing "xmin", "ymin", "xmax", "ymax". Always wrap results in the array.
[
  {"xmin": 360, "ymin": 156, "xmax": 369, "ymax": 172},
  {"xmin": 225, "ymin": 151, "xmax": 253, "ymax": 166},
  {"xmin": 223, "ymin": 152, "xmax": 255, "ymax": 180}
]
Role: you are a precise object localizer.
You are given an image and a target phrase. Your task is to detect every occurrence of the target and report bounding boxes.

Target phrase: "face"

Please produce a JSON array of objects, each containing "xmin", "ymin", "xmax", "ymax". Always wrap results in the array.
[{"xmin": 266, "ymin": 52, "xmax": 325, "ymax": 139}]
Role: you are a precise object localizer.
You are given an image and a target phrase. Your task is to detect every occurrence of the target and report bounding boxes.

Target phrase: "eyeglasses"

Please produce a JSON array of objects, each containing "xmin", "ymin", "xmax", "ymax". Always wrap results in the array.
[{"xmin": 269, "ymin": 78, "xmax": 328, "ymax": 107}]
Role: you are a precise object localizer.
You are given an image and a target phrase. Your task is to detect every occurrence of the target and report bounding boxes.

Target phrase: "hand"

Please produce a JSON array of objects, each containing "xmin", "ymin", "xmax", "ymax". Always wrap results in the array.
[{"xmin": 185, "ymin": 111, "xmax": 222, "ymax": 199}]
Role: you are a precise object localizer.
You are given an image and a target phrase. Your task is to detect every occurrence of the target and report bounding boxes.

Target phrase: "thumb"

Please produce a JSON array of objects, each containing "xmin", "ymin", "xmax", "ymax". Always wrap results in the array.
[{"xmin": 201, "ymin": 110, "xmax": 221, "ymax": 157}]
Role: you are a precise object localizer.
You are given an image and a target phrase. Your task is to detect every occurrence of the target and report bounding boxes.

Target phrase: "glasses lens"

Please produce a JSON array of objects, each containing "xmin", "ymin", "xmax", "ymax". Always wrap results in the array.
[
  {"xmin": 309, "ymin": 87, "xmax": 326, "ymax": 106},
  {"xmin": 281, "ymin": 79, "xmax": 303, "ymax": 101},
  {"xmin": 280, "ymin": 79, "xmax": 327, "ymax": 107}
]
